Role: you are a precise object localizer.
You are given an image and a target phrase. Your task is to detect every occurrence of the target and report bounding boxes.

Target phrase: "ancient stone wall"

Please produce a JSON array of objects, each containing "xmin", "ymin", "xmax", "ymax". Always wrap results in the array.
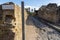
[
  {"xmin": 0, "ymin": 2, "xmax": 28, "ymax": 40},
  {"xmin": 38, "ymin": 3, "xmax": 59, "ymax": 23}
]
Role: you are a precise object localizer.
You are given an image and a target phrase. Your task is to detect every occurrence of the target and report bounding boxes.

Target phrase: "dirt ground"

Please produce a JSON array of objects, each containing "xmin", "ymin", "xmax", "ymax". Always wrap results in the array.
[
  {"xmin": 25, "ymin": 15, "xmax": 37, "ymax": 40},
  {"xmin": 25, "ymin": 15, "xmax": 60, "ymax": 40}
]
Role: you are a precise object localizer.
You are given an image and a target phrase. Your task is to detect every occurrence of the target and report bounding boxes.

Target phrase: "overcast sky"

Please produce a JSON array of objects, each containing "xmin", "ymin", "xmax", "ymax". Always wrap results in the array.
[{"xmin": 0, "ymin": 0, "xmax": 60, "ymax": 10}]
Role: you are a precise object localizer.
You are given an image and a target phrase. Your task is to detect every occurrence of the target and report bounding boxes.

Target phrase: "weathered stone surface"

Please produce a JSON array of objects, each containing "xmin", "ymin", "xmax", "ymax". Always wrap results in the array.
[
  {"xmin": 0, "ymin": 2, "xmax": 28, "ymax": 40},
  {"xmin": 38, "ymin": 3, "xmax": 60, "ymax": 24}
]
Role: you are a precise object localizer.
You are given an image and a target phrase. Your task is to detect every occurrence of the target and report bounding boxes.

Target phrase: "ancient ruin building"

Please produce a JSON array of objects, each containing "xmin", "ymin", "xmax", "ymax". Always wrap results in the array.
[
  {"xmin": 38, "ymin": 3, "xmax": 60, "ymax": 24},
  {"xmin": 0, "ymin": 2, "xmax": 27, "ymax": 40},
  {"xmin": 57, "ymin": 6, "xmax": 60, "ymax": 23}
]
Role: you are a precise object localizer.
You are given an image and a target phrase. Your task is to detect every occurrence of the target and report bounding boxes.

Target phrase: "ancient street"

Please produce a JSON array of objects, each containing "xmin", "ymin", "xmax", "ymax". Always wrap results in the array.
[{"xmin": 25, "ymin": 15, "xmax": 60, "ymax": 40}]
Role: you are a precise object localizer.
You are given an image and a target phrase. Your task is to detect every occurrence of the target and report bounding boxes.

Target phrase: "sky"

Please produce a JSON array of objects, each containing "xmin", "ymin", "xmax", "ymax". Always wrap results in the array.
[{"xmin": 0, "ymin": 0, "xmax": 60, "ymax": 10}]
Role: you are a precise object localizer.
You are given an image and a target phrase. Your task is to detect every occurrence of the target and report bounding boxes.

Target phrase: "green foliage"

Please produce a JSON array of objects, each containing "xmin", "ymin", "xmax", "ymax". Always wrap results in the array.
[{"xmin": 28, "ymin": 12, "xmax": 34, "ymax": 15}]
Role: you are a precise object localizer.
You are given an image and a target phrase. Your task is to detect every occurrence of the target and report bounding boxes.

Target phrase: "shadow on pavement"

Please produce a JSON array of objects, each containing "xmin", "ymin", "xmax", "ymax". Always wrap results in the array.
[{"xmin": 26, "ymin": 15, "xmax": 35, "ymax": 26}]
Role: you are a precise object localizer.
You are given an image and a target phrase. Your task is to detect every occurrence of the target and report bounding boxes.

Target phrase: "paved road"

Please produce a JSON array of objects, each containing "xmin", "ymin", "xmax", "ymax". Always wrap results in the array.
[{"xmin": 25, "ymin": 15, "xmax": 60, "ymax": 40}]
